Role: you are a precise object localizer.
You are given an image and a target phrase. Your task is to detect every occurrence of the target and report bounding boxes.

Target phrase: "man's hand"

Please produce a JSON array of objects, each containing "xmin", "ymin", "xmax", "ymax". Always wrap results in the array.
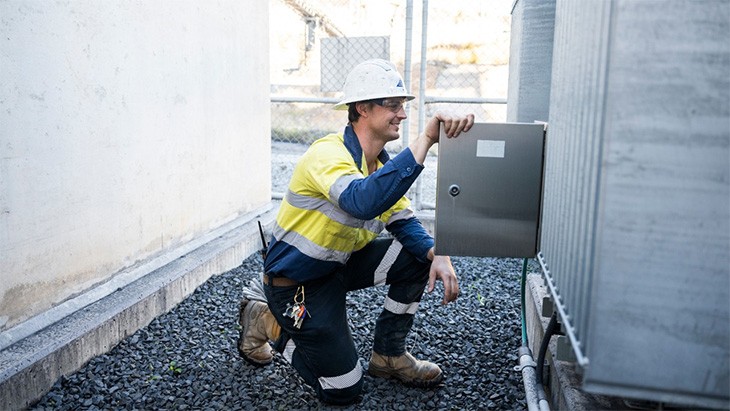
[
  {"xmin": 424, "ymin": 111, "xmax": 475, "ymax": 143},
  {"xmin": 427, "ymin": 251, "xmax": 459, "ymax": 305},
  {"xmin": 410, "ymin": 111, "xmax": 475, "ymax": 164}
]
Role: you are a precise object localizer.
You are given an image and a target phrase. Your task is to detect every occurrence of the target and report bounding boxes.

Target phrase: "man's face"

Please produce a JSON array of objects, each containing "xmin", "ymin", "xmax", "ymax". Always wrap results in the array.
[{"xmin": 368, "ymin": 97, "xmax": 407, "ymax": 142}]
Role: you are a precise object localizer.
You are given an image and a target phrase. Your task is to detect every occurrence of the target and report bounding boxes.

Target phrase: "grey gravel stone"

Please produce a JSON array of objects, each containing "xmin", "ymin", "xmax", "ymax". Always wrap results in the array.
[{"xmin": 31, "ymin": 253, "xmax": 531, "ymax": 410}]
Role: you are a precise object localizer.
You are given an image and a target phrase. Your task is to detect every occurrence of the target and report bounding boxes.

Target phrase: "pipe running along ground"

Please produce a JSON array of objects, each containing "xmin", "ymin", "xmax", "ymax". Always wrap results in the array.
[{"xmin": 518, "ymin": 258, "xmax": 551, "ymax": 411}]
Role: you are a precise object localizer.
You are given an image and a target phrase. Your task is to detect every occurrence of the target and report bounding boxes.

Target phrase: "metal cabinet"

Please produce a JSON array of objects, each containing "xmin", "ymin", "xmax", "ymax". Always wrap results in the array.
[{"xmin": 434, "ymin": 122, "xmax": 546, "ymax": 258}]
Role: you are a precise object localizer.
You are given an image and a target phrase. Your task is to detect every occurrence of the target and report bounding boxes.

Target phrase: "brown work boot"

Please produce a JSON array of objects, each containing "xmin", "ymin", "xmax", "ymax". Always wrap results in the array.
[
  {"xmin": 237, "ymin": 299, "xmax": 281, "ymax": 366},
  {"xmin": 368, "ymin": 351, "xmax": 443, "ymax": 388}
]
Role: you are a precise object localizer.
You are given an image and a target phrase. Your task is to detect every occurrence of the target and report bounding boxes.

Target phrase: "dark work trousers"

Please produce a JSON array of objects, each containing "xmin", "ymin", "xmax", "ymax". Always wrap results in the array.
[{"xmin": 263, "ymin": 238, "xmax": 431, "ymax": 405}]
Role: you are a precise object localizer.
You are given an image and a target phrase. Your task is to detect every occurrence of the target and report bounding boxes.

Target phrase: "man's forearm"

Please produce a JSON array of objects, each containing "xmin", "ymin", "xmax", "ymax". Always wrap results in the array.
[{"xmin": 408, "ymin": 134, "xmax": 436, "ymax": 165}]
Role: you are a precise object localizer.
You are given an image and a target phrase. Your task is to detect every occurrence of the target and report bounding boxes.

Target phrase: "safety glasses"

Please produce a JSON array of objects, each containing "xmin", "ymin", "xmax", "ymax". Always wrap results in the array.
[{"xmin": 373, "ymin": 98, "xmax": 407, "ymax": 113}]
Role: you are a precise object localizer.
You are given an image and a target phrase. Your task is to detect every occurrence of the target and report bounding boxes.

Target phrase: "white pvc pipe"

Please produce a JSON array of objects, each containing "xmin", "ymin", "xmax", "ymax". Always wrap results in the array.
[{"xmin": 518, "ymin": 346, "xmax": 544, "ymax": 411}]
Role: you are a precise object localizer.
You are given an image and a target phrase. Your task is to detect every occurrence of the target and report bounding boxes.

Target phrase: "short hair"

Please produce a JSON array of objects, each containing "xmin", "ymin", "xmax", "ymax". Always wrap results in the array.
[
  {"xmin": 347, "ymin": 103, "xmax": 360, "ymax": 123},
  {"xmin": 347, "ymin": 100, "xmax": 376, "ymax": 123}
]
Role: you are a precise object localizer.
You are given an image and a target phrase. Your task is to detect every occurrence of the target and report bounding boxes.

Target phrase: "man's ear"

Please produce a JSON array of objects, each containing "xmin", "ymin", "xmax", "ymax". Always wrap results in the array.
[{"xmin": 355, "ymin": 101, "xmax": 370, "ymax": 118}]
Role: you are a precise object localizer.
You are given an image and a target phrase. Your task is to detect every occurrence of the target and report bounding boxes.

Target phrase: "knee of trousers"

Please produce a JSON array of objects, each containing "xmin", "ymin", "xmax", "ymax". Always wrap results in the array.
[
  {"xmin": 395, "ymin": 277, "xmax": 430, "ymax": 303},
  {"xmin": 317, "ymin": 375, "xmax": 364, "ymax": 406},
  {"xmin": 411, "ymin": 259, "xmax": 431, "ymax": 286}
]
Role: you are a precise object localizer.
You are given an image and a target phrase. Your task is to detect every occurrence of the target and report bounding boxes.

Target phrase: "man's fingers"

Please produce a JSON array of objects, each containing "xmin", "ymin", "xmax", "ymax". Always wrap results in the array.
[
  {"xmin": 465, "ymin": 113, "xmax": 475, "ymax": 131},
  {"xmin": 443, "ymin": 117, "xmax": 458, "ymax": 138},
  {"xmin": 429, "ymin": 254, "xmax": 459, "ymax": 304},
  {"xmin": 441, "ymin": 114, "xmax": 475, "ymax": 138},
  {"xmin": 441, "ymin": 274, "xmax": 460, "ymax": 304},
  {"xmin": 459, "ymin": 114, "xmax": 475, "ymax": 134}
]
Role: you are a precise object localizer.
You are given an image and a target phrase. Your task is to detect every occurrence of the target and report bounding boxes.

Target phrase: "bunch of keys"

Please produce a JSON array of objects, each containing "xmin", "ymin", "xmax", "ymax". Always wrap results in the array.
[{"xmin": 284, "ymin": 285, "xmax": 311, "ymax": 329}]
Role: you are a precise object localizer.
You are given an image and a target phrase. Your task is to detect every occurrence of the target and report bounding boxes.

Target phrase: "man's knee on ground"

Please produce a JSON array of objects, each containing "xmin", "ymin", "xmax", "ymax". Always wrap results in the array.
[{"xmin": 317, "ymin": 371, "xmax": 364, "ymax": 405}]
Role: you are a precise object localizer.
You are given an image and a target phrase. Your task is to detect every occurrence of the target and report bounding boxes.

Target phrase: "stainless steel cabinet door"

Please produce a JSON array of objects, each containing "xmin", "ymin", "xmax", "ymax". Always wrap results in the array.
[{"xmin": 434, "ymin": 122, "xmax": 545, "ymax": 258}]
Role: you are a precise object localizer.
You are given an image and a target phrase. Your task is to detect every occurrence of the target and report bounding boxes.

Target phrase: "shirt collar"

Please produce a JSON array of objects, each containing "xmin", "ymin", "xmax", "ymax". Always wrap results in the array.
[{"xmin": 343, "ymin": 124, "xmax": 391, "ymax": 171}]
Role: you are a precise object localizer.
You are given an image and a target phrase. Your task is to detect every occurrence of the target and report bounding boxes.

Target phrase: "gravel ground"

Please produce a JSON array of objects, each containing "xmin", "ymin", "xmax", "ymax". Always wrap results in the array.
[{"xmin": 31, "ymin": 252, "xmax": 530, "ymax": 410}]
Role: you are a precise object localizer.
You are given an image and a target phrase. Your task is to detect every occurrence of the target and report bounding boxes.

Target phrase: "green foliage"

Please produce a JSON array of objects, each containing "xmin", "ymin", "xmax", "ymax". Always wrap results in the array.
[
  {"xmin": 468, "ymin": 282, "xmax": 488, "ymax": 306},
  {"xmin": 476, "ymin": 292, "xmax": 487, "ymax": 306},
  {"xmin": 167, "ymin": 360, "xmax": 182, "ymax": 375}
]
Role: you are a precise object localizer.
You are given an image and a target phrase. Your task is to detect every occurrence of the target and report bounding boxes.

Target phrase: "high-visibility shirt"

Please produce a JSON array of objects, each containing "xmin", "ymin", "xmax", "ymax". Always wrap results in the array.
[{"xmin": 265, "ymin": 125, "xmax": 434, "ymax": 282}]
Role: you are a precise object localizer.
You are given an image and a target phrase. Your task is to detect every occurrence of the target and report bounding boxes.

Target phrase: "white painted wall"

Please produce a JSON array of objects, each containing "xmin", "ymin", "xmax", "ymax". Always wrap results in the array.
[{"xmin": 0, "ymin": 1, "xmax": 271, "ymax": 331}]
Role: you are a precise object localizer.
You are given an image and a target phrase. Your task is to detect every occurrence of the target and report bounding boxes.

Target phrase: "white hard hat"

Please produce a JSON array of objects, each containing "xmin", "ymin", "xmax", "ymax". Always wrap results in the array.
[{"xmin": 333, "ymin": 59, "xmax": 415, "ymax": 110}]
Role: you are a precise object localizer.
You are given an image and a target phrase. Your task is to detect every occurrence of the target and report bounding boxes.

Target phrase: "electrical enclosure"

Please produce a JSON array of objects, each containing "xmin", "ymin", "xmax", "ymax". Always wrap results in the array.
[{"xmin": 434, "ymin": 122, "xmax": 545, "ymax": 258}]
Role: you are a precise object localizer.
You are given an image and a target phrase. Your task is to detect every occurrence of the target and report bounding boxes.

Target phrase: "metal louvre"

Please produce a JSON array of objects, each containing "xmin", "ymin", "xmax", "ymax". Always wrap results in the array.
[
  {"xmin": 536, "ymin": 0, "xmax": 730, "ymax": 408},
  {"xmin": 539, "ymin": 0, "xmax": 612, "ymax": 365}
]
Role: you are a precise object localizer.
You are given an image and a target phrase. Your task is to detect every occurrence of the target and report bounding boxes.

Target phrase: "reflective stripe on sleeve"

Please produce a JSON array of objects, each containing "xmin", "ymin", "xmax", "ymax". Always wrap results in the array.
[
  {"xmin": 318, "ymin": 362, "xmax": 363, "ymax": 390},
  {"xmin": 286, "ymin": 190, "xmax": 363, "ymax": 228},
  {"xmin": 373, "ymin": 240, "xmax": 402, "ymax": 286},
  {"xmin": 328, "ymin": 174, "xmax": 363, "ymax": 203},
  {"xmin": 383, "ymin": 296, "xmax": 419, "ymax": 315},
  {"xmin": 363, "ymin": 219, "xmax": 385, "ymax": 235},
  {"xmin": 387, "ymin": 207, "xmax": 415, "ymax": 225}
]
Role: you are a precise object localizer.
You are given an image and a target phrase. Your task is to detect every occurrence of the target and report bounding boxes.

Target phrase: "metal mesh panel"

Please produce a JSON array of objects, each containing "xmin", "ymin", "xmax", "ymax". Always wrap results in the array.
[
  {"xmin": 320, "ymin": 36, "xmax": 390, "ymax": 92},
  {"xmin": 270, "ymin": 0, "xmax": 513, "ymax": 207}
]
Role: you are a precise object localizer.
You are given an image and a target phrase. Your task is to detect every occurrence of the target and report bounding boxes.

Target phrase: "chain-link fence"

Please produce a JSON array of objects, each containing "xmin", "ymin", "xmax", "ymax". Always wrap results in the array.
[{"xmin": 270, "ymin": 0, "xmax": 513, "ymax": 209}]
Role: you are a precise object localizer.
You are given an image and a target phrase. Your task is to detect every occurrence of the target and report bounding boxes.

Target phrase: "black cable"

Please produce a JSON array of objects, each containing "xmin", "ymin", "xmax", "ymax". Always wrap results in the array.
[{"xmin": 536, "ymin": 311, "xmax": 559, "ymax": 401}]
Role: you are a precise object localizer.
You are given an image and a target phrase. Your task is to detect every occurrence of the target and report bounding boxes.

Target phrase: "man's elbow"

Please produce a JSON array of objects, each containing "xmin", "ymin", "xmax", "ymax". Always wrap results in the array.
[
  {"xmin": 345, "ymin": 205, "xmax": 380, "ymax": 220},
  {"xmin": 338, "ymin": 197, "xmax": 381, "ymax": 220}
]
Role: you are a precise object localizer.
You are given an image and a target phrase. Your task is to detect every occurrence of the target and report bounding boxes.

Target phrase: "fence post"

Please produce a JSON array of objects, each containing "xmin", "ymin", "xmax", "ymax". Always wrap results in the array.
[
  {"xmin": 403, "ymin": 0, "xmax": 413, "ymax": 149},
  {"xmin": 415, "ymin": 0, "xmax": 429, "ymax": 211}
]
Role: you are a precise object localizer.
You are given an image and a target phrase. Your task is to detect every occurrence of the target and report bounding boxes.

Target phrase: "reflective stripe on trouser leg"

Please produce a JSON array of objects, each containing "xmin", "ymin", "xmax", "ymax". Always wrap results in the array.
[
  {"xmin": 264, "ymin": 275, "xmax": 364, "ymax": 405},
  {"xmin": 279, "ymin": 337, "xmax": 363, "ymax": 392},
  {"xmin": 383, "ymin": 297, "xmax": 419, "ymax": 314},
  {"xmin": 281, "ymin": 338, "xmax": 296, "ymax": 363},
  {"xmin": 373, "ymin": 240, "xmax": 402, "ymax": 286},
  {"xmin": 373, "ymin": 245, "xmax": 430, "ymax": 356}
]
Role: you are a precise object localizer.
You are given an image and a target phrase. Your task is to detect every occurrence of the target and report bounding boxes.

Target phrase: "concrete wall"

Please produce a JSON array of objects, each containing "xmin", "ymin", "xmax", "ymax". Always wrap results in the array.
[{"xmin": 0, "ymin": 2, "xmax": 270, "ymax": 332}]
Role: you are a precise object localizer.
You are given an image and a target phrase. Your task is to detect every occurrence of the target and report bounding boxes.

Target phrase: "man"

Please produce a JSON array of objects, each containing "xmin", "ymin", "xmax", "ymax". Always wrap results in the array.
[{"xmin": 238, "ymin": 59, "xmax": 474, "ymax": 405}]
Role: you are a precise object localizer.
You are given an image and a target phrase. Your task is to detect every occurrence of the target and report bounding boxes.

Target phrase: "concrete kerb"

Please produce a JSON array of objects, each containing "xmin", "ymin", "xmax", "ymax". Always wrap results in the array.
[{"xmin": 0, "ymin": 204, "xmax": 278, "ymax": 410}]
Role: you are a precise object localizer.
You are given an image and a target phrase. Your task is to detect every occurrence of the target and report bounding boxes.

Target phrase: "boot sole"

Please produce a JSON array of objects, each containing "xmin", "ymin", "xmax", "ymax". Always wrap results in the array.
[
  {"xmin": 237, "ymin": 299, "xmax": 273, "ymax": 366},
  {"xmin": 368, "ymin": 364, "xmax": 443, "ymax": 388}
]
